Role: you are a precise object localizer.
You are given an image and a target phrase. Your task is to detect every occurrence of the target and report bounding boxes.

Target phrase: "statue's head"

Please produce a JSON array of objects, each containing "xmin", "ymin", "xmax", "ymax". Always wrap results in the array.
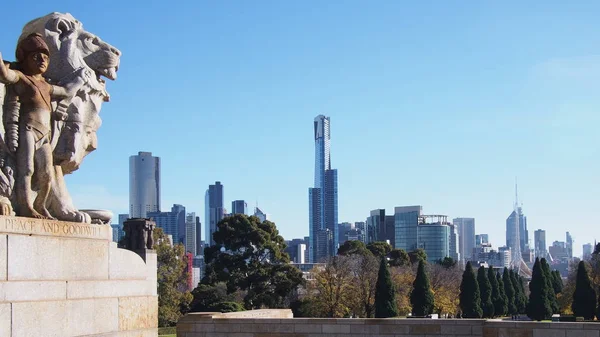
[
  {"xmin": 16, "ymin": 33, "xmax": 50, "ymax": 76},
  {"xmin": 18, "ymin": 12, "xmax": 121, "ymax": 173}
]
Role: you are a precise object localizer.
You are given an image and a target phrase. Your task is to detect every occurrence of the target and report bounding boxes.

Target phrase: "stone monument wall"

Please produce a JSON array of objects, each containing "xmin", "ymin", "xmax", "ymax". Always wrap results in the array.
[
  {"xmin": 177, "ymin": 311, "xmax": 600, "ymax": 337},
  {"xmin": 0, "ymin": 215, "xmax": 158, "ymax": 337}
]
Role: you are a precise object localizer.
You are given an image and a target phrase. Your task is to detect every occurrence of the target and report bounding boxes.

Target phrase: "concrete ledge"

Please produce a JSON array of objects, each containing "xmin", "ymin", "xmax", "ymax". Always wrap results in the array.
[
  {"xmin": 8, "ymin": 235, "xmax": 109, "ymax": 280},
  {"xmin": 109, "ymin": 243, "xmax": 148, "ymax": 280},
  {"xmin": 67, "ymin": 280, "xmax": 155, "ymax": 299},
  {"xmin": 0, "ymin": 215, "xmax": 111, "ymax": 240},
  {"xmin": 0, "ymin": 235, "xmax": 5, "ymax": 281}
]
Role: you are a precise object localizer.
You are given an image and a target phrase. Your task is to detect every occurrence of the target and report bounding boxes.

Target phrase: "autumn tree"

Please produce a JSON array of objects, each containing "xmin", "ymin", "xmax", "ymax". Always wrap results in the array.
[
  {"xmin": 375, "ymin": 257, "xmax": 398, "ymax": 318},
  {"xmin": 154, "ymin": 228, "xmax": 193, "ymax": 327},
  {"xmin": 390, "ymin": 265, "xmax": 415, "ymax": 315},
  {"xmin": 477, "ymin": 266, "xmax": 494, "ymax": 318},
  {"xmin": 310, "ymin": 256, "xmax": 354, "ymax": 317},
  {"xmin": 202, "ymin": 214, "xmax": 303, "ymax": 309},
  {"xmin": 429, "ymin": 263, "xmax": 462, "ymax": 316},
  {"xmin": 459, "ymin": 262, "xmax": 482, "ymax": 318},
  {"xmin": 410, "ymin": 260, "xmax": 434, "ymax": 316}
]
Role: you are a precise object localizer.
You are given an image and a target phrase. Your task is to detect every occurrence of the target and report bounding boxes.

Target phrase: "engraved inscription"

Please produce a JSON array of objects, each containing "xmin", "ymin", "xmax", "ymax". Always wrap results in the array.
[{"xmin": 0, "ymin": 216, "xmax": 106, "ymax": 239}]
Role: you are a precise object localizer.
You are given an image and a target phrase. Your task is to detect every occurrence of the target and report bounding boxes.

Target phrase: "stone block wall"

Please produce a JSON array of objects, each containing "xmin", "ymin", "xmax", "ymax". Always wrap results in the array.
[
  {"xmin": 177, "ymin": 310, "xmax": 600, "ymax": 337},
  {"xmin": 0, "ymin": 215, "xmax": 158, "ymax": 336}
]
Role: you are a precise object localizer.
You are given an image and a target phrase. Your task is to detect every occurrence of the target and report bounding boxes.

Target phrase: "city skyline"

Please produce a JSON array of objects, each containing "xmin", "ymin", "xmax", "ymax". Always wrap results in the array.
[{"xmin": 7, "ymin": 3, "xmax": 597, "ymax": 258}]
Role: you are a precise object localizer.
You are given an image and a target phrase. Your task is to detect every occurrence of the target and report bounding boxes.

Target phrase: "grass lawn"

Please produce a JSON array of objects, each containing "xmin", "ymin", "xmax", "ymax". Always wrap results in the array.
[{"xmin": 159, "ymin": 335, "xmax": 175, "ymax": 337}]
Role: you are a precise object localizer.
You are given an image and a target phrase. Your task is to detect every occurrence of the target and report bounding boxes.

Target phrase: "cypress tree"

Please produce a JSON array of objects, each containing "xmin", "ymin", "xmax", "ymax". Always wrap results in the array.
[
  {"xmin": 510, "ymin": 269, "xmax": 526, "ymax": 314},
  {"xmin": 375, "ymin": 257, "xmax": 398, "ymax": 318},
  {"xmin": 551, "ymin": 270, "xmax": 563, "ymax": 294},
  {"xmin": 459, "ymin": 262, "xmax": 483, "ymax": 318},
  {"xmin": 410, "ymin": 259, "xmax": 434, "ymax": 316},
  {"xmin": 596, "ymin": 293, "xmax": 600, "ymax": 320},
  {"xmin": 495, "ymin": 272, "xmax": 509, "ymax": 316},
  {"xmin": 541, "ymin": 258, "xmax": 559, "ymax": 314},
  {"xmin": 526, "ymin": 258, "xmax": 553, "ymax": 321},
  {"xmin": 502, "ymin": 268, "xmax": 517, "ymax": 315},
  {"xmin": 490, "ymin": 268, "xmax": 507, "ymax": 317},
  {"xmin": 572, "ymin": 261, "xmax": 596, "ymax": 320},
  {"xmin": 477, "ymin": 266, "xmax": 494, "ymax": 318}
]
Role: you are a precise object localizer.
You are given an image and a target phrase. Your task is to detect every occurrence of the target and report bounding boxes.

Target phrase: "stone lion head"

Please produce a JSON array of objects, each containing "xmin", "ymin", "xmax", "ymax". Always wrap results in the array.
[{"xmin": 19, "ymin": 12, "xmax": 121, "ymax": 174}]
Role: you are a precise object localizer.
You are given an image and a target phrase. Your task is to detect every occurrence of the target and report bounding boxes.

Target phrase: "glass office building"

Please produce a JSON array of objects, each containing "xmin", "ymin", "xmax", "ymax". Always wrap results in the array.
[{"xmin": 418, "ymin": 223, "xmax": 450, "ymax": 263}]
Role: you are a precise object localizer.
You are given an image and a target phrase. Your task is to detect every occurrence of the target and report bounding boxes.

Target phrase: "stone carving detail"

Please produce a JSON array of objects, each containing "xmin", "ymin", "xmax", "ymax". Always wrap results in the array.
[
  {"xmin": 123, "ymin": 218, "xmax": 155, "ymax": 250},
  {"xmin": 0, "ymin": 13, "xmax": 121, "ymax": 223}
]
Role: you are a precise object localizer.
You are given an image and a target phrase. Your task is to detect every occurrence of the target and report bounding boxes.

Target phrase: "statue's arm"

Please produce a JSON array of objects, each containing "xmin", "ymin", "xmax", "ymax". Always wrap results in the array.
[
  {"xmin": 51, "ymin": 68, "xmax": 92, "ymax": 98},
  {"xmin": 0, "ymin": 53, "xmax": 19, "ymax": 85}
]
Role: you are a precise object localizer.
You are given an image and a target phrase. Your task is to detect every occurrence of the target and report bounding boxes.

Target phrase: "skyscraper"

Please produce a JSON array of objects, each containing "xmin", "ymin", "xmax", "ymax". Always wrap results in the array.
[
  {"xmin": 254, "ymin": 206, "xmax": 269, "ymax": 222},
  {"xmin": 454, "ymin": 217, "xmax": 475, "ymax": 263},
  {"xmin": 534, "ymin": 229, "xmax": 547, "ymax": 259},
  {"xmin": 195, "ymin": 216, "xmax": 202, "ymax": 255},
  {"xmin": 308, "ymin": 115, "xmax": 339, "ymax": 262},
  {"xmin": 148, "ymin": 204, "xmax": 186, "ymax": 245},
  {"xmin": 231, "ymin": 200, "xmax": 247, "ymax": 215},
  {"xmin": 205, "ymin": 182, "xmax": 224, "ymax": 246},
  {"xmin": 129, "ymin": 152, "xmax": 160, "ymax": 218},
  {"xmin": 366, "ymin": 209, "xmax": 395, "ymax": 246},
  {"xmin": 185, "ymin": 213, "xmax": 197, "ymax": 256},
  {"xmin": 506, "ymin": 208, "xmax": 528, "ymax": 255},
  {"xmin": 394, "ymin": 206, "xmax": 422, "ymax": 251},
  {"xmin": 566, "ymin": 232, "xmax": 573, "ymax": 260}
]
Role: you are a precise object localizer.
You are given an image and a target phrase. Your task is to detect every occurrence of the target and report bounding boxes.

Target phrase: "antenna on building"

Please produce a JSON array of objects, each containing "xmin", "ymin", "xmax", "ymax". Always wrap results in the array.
[{"xmin": 515, "ymin": 176, "xmax": 519, "ymax": 210}]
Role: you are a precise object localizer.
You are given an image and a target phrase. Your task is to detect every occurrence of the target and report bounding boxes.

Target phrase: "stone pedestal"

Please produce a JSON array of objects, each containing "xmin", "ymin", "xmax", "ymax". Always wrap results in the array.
[{"xmin": 0, "ymin": 215, "xmax": 158, "ymax": 337}]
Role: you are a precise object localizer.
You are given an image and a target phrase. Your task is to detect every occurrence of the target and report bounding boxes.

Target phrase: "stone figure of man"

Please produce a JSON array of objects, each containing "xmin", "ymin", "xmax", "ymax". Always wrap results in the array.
[{"xmin": 0, "ymin": 32, "xmax": 90, "ymax": 219}]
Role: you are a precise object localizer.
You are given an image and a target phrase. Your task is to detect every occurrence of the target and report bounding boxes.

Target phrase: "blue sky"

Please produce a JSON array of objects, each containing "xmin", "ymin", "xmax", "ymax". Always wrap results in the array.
[{"xmin": 2, "ymin": 1, "xmax": 599, "ymax": 257}]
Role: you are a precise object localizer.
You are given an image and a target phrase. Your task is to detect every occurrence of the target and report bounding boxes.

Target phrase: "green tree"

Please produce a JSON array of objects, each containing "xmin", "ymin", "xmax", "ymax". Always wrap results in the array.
[
  {"xmin": 190, "ymin": 283, "xmax": 240, "ymax": 312},
  {"xmin": 459, "ymin": 262, "xmax": 482, "ymax": 318},
  {"xmin": 526, "ymin": 258, "xmax": 553, "ymax": 321},
  {"xmin": 438, "ymin": 257, "xmax": 457, "ymax": 269},
  {"xmin": 202, "ymin": 214, "xmax": 303, "ymax": 309},
  {"xmin": 409, "ymin": 249, "xmax": 428, "ymax": 265},
  {"xmin": 502, "ymin": 268, "xmax": 517, "ymax": 315},
  {"xmin": 154, "ymin": 228, "xmax": 193, "ymax": 327},
  {"xmin": 477, "ymin": 266, "xmax": 494, "ymax": 318},
  {"xmin": 337, "ymin": 240, "xmax": 370, "ymax": 256},
  {"xmin": 541, "ymin": 258, "xmax": 559, "ymax": 313},
  {"xmin": 489, "ymin": 268, "xmax": 506, "ymax": 317},
  {"xmin": 510, "ymin": 269, "xmax": 526, "ymax": 314},
  {"xmin": 572, "ymin": 261, "xmax": 596, "ymax": 320},
  {"xmin": 375, "ymin": 257, "xmax": 398, "ymax": 318},
  {"xmin": 389, "ymin": 249, "xmax": 410, "ymax": 267},
  {"xmin": 496, "ymin": 272, "xmax": 509, "ymax": 317},
  {"xmin": 410, "ymin": 260, "xmax": 435, "ymax": 316},
  {"xmin": 551, "ymin": 270, "xmax": 563, "ymax": 294},
  {"xmin": 366, "ymin": 241, "xmax": 392, "ymax": 259}
]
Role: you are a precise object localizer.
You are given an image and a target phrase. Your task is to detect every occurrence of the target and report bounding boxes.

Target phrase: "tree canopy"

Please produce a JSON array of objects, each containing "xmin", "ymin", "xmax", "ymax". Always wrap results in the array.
[
  {"xmin": 526, "ymin": 258, "xmax": 553, "ymax": 321},
  {"xmin": 202, "ymin": 214, "xmax": 303, "ymax": 309},
  {"xmin": 154, "ymin": 228, "xmax": 193, "ymax": 327},
  {"xmin": 389, "ymin": 249, "xmax": 410, "ymax": 267},
  {"xmin": 489, "ymin": 267, "xmax": 506, "ymax": 317},
  {"xmin": 502, "ymin": 268, "xmax": 517, "ymax": 315},
  {"xmin": 572, "ymin": 261, "xmax": 596, "ymax": 320},
  {"xmin": 366, "ymin": 241, "xmax": 392, "ymax": 259},
  {"xmin": 409, "ymin": 249, "xmax": 428, "ymax": 265},
  {"xmin": 338, "ymin": 240, "xmax": 370, "ymax": 256},
  {"xmin": 477, "ymin": 266, "xmax": 494, "ymax": 318}
]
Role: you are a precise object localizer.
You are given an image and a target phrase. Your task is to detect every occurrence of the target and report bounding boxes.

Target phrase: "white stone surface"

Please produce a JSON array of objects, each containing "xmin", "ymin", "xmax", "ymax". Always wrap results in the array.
[
  {"xmin": 67, "ymin": 298, "xmax": 119, "ymax": 336},
  {"xmin": 0, "ymin": 303, "xmax": 10, "ymax": 337},
  {"xmin": 67, "ymin": 280, "xmax": 154, "ymax": 299},
  {"xmin": 12, "ymin": 298, "xmax": 119, "ymax": 336},
  {"xmin": 8, "ymin": 235, "xmax": 109, "ymax": 280},
  {"xmin": 109, "ymin": 242, "xmax": 147, "ymax": 280},
  {"xmin": 0, "ymin": 234, "xmax": 5, "ymax": 281},
  {"xmin": 119, "ymin": 296, "xmax": 158, "ymax": 331},
  {"xmin": 0, "ymin": 281, "xmax": 66, "ymax": 302}
]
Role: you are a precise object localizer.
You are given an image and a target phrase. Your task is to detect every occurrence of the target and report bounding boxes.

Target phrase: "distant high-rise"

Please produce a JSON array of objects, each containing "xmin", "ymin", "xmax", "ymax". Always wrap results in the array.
[
  {"xmin": 148, "ymin": 204, "xmax": 186, "ymax": 245},
  {"xmin": 231, "ymin": 200, "xmax": 247, "ymax": 215},
  {"xmin": 448, "ymin": 223, "xmax": 460, "ymax": 263},
  {"xmin": 308, "ymin": 115, "xmax": 339, "ymax": 262},
  {"xmin": 454, "ymin": 218, "xmax": 475, "ymax": 263},
  {"xmin": 195, "ymin": 216, "xmax": 202, "ymax": 255},
  {"xmin": 534, "ymin": 229, "xmax": 547, "ymax": 259},
  {"xmin": 129, "ymin": 152, "xmax": 160, "ymax": 218},
  {"xmin": 366, "ymin": 209, "xmax": 395, "ymax": 246},
  {"xmin": 583, "ymin": 243, "xmax": 593, "ymax": 260},
  {"xmin": 506, "ymin": 208, "xmax": 528, "ymax": 255},
  {"xmin": 394, "ymin": 206, "xmax": 423, "ymax": 251},
  {"xmin": 566, "ymin": 232, "xmax": 573, "ymax": 260},
  {"xmin": 205, "ymin": 182, "xmax": 224, "ymax": 246},
  {"xmin": 185, "ymin": 213, "xmax": 197, "ymax": 256},
  {"xmin": 254, "ymin": 207, "xmax": 269, "ymax": 222}
]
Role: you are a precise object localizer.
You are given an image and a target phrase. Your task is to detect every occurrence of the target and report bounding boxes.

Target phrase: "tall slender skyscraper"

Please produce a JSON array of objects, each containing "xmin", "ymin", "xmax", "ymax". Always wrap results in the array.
[
  {"xmin": 453, "ymin": 217, "xmax": 475, "ymax": 264},
  {"xmin": 129, "ymin": 152, "xmax": 160, "ymax": 218},
  {"xmin": 205, "ymin": 181, "xmax": 224, "ymax": 246},
  {"xmin": 308, "ymin": 115, "xmax": 339, "ymax": 262}
]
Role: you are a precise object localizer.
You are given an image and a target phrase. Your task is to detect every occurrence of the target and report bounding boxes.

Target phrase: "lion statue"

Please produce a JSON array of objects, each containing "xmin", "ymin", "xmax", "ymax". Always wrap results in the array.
[{"xmin": 0, "ymin": 12, "xmax": 121, "ymax": 223}]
